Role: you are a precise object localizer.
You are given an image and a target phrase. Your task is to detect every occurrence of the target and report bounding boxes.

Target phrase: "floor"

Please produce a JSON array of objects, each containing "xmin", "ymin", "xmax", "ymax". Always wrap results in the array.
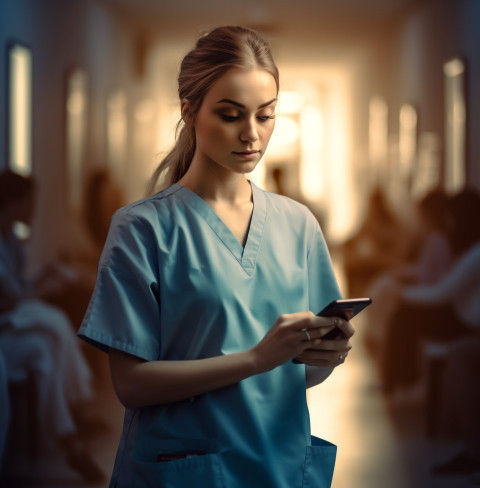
[{"xmin": 1, "ymin": 319, "xmax": 478, "ymax": 487}]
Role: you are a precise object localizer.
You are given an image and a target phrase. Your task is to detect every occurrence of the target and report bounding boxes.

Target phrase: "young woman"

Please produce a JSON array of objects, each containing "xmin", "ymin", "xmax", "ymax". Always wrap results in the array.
[{"xmin": 79, "ymin": 25, "xmax": 353, "ymax": 487}]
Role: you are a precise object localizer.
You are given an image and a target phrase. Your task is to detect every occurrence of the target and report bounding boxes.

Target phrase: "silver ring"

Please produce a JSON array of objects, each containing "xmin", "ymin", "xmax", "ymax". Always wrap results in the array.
[{"xmin": 302, "ymin": 328, "xmax": 311, "ymax": 341}]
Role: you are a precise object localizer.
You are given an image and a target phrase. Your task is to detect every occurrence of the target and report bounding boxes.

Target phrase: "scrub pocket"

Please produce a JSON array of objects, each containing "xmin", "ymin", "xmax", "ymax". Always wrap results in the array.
[
  {"xmin": 129, "ymin": 438, "xmax": 226, "ymax": 488},
  {"xmin": 302, "ymin": 436, "xmax": 337, "ymax": 488}
]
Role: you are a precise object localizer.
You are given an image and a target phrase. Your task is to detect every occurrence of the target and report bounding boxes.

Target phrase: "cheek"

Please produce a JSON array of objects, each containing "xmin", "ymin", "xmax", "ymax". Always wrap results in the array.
[
  {"xmin": 198, "ymin": 121, "xmax": 234, "ymax": 147},
  {"xmin": 261, "ymin": 125, "xmax": 275, "ymax": 143}
]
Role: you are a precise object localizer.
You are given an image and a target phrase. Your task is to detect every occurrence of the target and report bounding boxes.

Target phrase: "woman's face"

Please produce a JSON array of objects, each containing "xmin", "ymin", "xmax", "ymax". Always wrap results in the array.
[{"xmin": 190, "ymin": 68, "xmax": 277, "ymax": 176}]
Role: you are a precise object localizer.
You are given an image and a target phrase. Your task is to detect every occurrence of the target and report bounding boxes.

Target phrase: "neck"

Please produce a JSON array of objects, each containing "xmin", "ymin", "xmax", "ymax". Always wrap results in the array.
[{"xmin": 178, "ymin": 158, "xmax": 252, "ymax": 205}]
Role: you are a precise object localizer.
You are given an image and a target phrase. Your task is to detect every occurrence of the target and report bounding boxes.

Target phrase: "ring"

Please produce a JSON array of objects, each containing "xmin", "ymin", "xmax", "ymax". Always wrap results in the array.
[
  {"xmin": 339, "ymin": 354, "xmax": 345, "ymax": 361},
  {"xmin": 302, "ymin": 328, "xmax": 311, "ymax": 341}
]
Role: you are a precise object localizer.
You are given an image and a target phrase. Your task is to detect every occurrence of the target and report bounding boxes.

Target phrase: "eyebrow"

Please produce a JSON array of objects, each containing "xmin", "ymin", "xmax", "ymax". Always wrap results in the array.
[{"xmin": 216, "ymin": 98, "xmax": 277, "ymax": 109}]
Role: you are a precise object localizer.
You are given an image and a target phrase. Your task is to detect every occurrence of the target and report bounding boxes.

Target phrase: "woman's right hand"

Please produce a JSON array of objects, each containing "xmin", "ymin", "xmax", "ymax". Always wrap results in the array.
[{"xmin": 251, "ymin": 312, "xmax": 342, "ymax": 372}]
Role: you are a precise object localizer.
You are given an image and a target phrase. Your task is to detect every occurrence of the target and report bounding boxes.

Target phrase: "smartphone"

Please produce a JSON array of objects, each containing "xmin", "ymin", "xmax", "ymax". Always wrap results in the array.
[
  {"xmin": 293, "ymin": 297, "xmax": 372, "ymax": 363},
  {"xmin": 318, "ymin": 298, "xmax": 372, "ymax": 339}
]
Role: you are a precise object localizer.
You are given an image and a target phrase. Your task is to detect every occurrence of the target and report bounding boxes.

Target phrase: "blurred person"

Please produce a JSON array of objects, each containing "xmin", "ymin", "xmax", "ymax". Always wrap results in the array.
[
  {"xmin": 42, "ymin": 167, "xmax": 127, "ymax": 331},
  {"xmin": 341, "ymin": 185, "xmax": 414, "ymax": 297},
  {"xmin": 83, "ymin": 167, "xmax": 125, "ymax": 254},
  {"xmin": 365, "ymin": 188, "xmax": 454, "ymax": 358},
  {"xmin": 432, "ymin": 334, "xmax": 480, "ymax": 478},
  {"xmin": 0, "ymin": 170, "xmax": 104, "ymax": 484},
  {"xmin": 79, "ymin": 25, "xmax": 355, "ymax": 488},
  {"xmin": 0, "ymin": 168, "xmax": 92, "ymax": 329},
  {"xmin": 380, "ymin": 187, "xmax": 480, "ymax": 395}
]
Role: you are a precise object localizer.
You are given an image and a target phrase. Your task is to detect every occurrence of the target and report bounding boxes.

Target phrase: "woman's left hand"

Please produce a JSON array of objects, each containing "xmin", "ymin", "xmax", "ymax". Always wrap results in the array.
[{"xmin": 293, "ymin": 317, "xmax": 354, "ymax": 368}]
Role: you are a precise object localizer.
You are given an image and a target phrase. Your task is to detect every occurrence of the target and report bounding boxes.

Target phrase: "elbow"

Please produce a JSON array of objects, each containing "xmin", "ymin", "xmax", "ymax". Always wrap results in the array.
[
  {"xmin": 109, "ymin": 350, "xmax": 147, "ymax": 409},
  {"xmin": 111, "ymin": 376, "xmax": 140, "ymax": 409}
]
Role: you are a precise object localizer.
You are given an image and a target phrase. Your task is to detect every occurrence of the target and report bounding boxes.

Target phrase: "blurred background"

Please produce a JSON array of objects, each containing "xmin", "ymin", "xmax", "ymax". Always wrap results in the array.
[{"xmin": 1, "ymin": 0, "xmax": 479, "ymax": 486}]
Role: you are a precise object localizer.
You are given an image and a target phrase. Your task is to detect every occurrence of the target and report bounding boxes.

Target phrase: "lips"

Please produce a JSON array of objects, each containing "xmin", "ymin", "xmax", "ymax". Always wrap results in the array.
[{"xmin": 233, "ymin": 150, "xmax": 260, "ymax": 155}]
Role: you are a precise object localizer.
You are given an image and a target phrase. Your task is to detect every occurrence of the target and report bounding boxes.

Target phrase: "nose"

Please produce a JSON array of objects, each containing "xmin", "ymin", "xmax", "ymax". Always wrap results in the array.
[{"xmin": 240, "ymin": 117, "xmax": 259, "ymax": 143}]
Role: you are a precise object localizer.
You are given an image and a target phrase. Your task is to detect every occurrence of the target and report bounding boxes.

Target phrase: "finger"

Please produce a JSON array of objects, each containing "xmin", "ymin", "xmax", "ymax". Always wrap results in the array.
[
  {"xmin": 335, "ymin": 318, "xmax": 355, "ymax": 338},
  {"xmin": 307, "ymin": 339, "xmax": 352, "ymax": 352},
  {"xmin": 297, "ymin": 348, "xmax": 349, "ymax": 365},
  {"xmin": 310, "ymin": 351, "xmax": 348, "ymax": 368}
]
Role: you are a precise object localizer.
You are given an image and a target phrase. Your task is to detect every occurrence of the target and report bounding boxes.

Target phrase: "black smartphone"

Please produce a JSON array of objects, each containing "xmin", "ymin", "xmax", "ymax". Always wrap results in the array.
[{"xmin": 318, "ymin": 298, "xmax": 372, "ymax": 339}]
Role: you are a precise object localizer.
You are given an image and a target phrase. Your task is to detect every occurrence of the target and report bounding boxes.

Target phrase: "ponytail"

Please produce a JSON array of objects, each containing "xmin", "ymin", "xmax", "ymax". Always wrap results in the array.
[{"xmin": 147, "ymin": 122, "xmax": 195, "ymax": 195}]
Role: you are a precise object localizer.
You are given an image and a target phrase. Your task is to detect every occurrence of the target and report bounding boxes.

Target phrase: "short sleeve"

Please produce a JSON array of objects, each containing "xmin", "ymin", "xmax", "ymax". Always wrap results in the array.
[
  {"xmin": 306, "ymin": 216, "xmax": 342, "ymax": 314},
  {"xmin": 78, "ymin": 208, "xmax": 161, "ymax": 361}
]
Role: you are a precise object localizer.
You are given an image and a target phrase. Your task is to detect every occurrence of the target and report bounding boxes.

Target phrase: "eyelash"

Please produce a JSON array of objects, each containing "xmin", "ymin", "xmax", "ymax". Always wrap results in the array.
[{"xmin": 220, "ymin": 114, "xmax": 275, "ymax": 123}]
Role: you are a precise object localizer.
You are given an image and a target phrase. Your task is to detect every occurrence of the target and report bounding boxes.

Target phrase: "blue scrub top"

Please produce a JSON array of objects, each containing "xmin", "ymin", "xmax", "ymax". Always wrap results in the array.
[{"xmin": 79, "ymin": 182, "xmax": 341, "ymax": 488}]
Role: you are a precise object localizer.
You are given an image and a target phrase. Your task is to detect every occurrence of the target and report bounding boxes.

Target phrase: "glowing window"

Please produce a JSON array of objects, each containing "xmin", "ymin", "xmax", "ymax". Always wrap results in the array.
[
  {"xmin": 66, "ymin": 69, "xmax": 88, "ymax": 209},
  {"xmin": 9, "ymin": 43, "xmax": 32, "ymax": 175},
  {"xmin": 398, "ymin": 104, "xmax": 417, "ymax": 184},
  {"xmin": 444, "ymin": 58, "xmax": 466, "ymax": 193},
  {"xmin": 368, "ymin": 96, "xmax": 388, "ymax": 185},
  {"xmin": 107, "ymin": 89, "xmax": 127, "ymax": 178}
]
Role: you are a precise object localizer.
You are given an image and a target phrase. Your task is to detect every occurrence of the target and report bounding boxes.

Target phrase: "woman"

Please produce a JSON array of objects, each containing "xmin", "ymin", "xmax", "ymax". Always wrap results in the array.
[{"xmin": 79, "ymin": 25, "xmax": 353, "ymax": 487}]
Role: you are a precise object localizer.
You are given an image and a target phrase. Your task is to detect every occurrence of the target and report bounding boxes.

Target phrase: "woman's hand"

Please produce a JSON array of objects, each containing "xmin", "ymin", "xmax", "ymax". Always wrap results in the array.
[
  {"xmin": 294, "ymin": 316, "xmax": 354, "ymax": 368},
  {"xmin": 251, "ymin": 312, "xmax": 354, "ymax": 372}
]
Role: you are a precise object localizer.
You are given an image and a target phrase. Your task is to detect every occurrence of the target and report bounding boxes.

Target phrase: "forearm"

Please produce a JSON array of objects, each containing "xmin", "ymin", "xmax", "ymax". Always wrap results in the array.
[{"xmin": 109, "ymin": 348, "xmax": 262, "ymax": 409}]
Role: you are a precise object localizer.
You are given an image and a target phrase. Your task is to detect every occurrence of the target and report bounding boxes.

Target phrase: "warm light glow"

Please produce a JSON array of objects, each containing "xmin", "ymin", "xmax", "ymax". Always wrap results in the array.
[
  {"xmin": 277, "ymin": 90, "xmax": 303, "ymax": 114},
  {"xmin": 398, "ymin": 104, "xmax": 417, "ymax": 181},
  {"xmin": 9, "ymin": 44, "xmax": 32, "ymax": 175},
  {"xmin": 107, "ymin": 89, "xmax": 128, "ymax": 178},
  {"xmin": 324, "ymin": 80, "xmax": 353, "ymax": 243},
  {"xmin": 135, "ymin": 98, "xmax": 155, "ymax": 123},
  {"xmin": 267, "ymin": 115, "xmax": 300, "ymax": 160},
  {"xmin": 368, "ymin": 96, "xmax": 388, "ymax": 185},
  {"xmin": 411, "ymin": 131, "xmax": 441, "ymax": 198},
  {"xmin": 273, "ymin": 65, "xmax": 355, "ymax": 243},
  {"xmin": 444, "ymin": 58, "xmax": 466, "ymax": 193},
  {"xmin": 66, "ymin": 69, "xmax": 88, "ymax": 209},
  {"xmin": 300, "ymin": 106, "xmax": 324, "ymax": 200}
]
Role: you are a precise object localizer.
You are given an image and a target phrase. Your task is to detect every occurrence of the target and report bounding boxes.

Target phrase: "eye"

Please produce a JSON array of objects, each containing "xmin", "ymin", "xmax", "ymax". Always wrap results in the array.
[
  {"xmin": 220, "ymin": 114, "xmax": 240, "ymax": 122},
  {"xmin": 257, "ymin": 114, "xmax": 275, "ymax": 122}
]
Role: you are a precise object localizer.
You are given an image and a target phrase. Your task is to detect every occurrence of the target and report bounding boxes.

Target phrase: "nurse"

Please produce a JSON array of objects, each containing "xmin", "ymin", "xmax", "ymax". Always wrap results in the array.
[{"xmin": 79, "ymin": 25, "xmax": 354, "ymax": 487}]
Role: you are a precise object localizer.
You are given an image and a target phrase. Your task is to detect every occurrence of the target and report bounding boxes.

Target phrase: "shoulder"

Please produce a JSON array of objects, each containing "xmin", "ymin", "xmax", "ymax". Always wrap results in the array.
[
  {"xmin": 110, "ymin": 184, "xmax": 183, "ymax": 233},
  {"xmin": 253, "ymin": 184, "xmax": 326, "ymax": 251},
  {"xmin": 100, "ymin": 185, "xmax": 186, "ymax": 260},
  {"xmin": 255, "ymin": 184, "xmax": 318, "ymax": 225}
]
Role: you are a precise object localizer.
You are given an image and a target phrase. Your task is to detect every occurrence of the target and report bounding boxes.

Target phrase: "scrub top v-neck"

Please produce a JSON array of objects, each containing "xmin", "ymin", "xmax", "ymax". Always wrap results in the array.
[
  {"xmin": 173, "ymin": 182, "xmax": 265, "ymax": 275},
  {"xmin": 79, "ymin": 181, "xmax": 341, "ymax": 488}
]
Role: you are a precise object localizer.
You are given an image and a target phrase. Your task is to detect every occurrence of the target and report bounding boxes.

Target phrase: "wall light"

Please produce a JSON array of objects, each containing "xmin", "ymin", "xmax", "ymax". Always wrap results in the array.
[
  {"xmin": 443, "ymin": 57, "xmax": 466, "ymax": 193},
  {"xmin": 9, "ymin": 43, "xmax": 32, "ymax": 175}
]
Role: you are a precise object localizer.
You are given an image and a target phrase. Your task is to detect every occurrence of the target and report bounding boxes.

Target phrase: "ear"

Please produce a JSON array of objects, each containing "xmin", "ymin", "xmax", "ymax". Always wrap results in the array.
[{"xmin": 181, "ymin": 98, "xmax": 193, "ymax": 126}]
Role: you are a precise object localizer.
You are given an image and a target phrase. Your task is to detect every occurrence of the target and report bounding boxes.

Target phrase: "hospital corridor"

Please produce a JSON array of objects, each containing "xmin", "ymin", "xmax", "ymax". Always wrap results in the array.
[{"xmin": 1, "ymin": 0, "xmax": 480, "ymax": 486}]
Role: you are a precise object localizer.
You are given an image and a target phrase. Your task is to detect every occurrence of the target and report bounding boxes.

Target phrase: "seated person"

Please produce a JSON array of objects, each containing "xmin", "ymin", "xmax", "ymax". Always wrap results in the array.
[
  {"xmin": 380, "ymin": 187, "xmax": 480, "ymax": 394},
  {"xmin": 342, "ymin": 186, "xmax": 414, "ymax": 297},
  {"xmin": 0, "ymin": 170, "xmax": 104, "ymax": 484},
  {"xmin": 365, "ymin": 188, "xmax": 454, "ymax": 358}
]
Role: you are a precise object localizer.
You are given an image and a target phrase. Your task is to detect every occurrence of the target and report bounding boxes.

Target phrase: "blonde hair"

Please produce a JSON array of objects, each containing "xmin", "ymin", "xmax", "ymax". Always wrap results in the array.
[{"xmin": 147, "ymin": 25, "xmax": 279, "ymax": 194}]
